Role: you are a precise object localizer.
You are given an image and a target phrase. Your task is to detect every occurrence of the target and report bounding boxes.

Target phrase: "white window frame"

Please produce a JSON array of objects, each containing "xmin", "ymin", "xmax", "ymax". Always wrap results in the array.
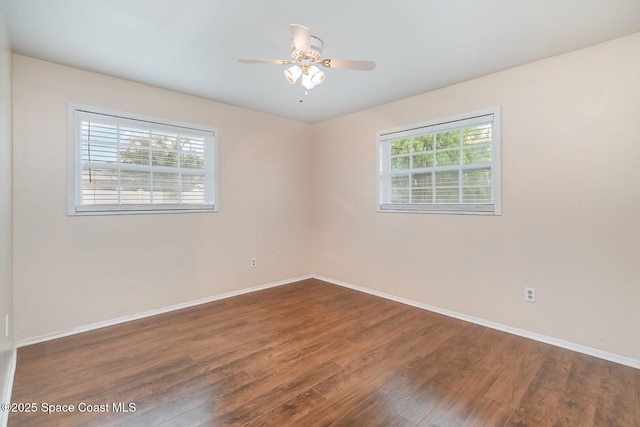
[
  {"xmin": 67, "ymin": 104, "xmax": 218, "ymax": 215},
  {"xmin": 377, "ymin": 107, "xmax": 501, "ymax": 215}
]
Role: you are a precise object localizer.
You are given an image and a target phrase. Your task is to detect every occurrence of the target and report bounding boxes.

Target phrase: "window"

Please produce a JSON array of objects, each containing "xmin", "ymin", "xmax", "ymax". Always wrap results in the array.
[
  {"xmin": 67, "ymin": 105, "xmax": 217, "ymax": 215},
  {"xmin": 378, "ymin": 108, "xmax": 500, "ymax": 214}
]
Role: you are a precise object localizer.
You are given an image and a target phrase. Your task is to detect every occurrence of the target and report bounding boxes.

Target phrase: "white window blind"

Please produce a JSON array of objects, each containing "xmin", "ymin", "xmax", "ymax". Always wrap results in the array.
[
  {"xmin": 68, "ymin": 105, "xmax": 217, "ymax": 215},
  {"xmin": 378, "ymin": 108, "xmax": 500, "ymax": 215}
]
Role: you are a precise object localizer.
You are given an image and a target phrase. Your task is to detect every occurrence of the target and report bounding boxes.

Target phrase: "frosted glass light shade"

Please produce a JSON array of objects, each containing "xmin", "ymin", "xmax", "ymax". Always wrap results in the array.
[
  {"xmin": 284, "ymin": 65, "xmax": 302, "ymax": 84},
  {"xmin": 308, "ymin": 65, "xmax": 325, "ymax": 85}
]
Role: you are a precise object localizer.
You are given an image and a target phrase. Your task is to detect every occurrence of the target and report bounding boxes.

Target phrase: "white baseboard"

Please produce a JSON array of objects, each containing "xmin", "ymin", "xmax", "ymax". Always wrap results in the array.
[
  {"xmin": 14, "ymin": 273, "xmax": 639, "ymax": 370},
  {"xmin": 16, "ymin": 275, "xmax": 312, "ymax": 348},
  {"xmin": 1, "ymin": 347, "xmax": 16, "ymax": 427},
  {"xmin": 313, "ymin": 275, "xmax": 640, "ymax": 369}
]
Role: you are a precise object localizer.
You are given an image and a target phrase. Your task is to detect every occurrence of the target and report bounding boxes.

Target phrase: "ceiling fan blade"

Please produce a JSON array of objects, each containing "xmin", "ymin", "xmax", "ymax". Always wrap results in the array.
[
  {"xmin": 320, "ymin": 59, "xmax": 376, "ymax": 70},
  {"xmin": 290, "ymin": 24, "xmax": 311, "ymax": 53},
  {"xmin": 238, "ymin": 59, "xmax": 292, "ymax": 65}
]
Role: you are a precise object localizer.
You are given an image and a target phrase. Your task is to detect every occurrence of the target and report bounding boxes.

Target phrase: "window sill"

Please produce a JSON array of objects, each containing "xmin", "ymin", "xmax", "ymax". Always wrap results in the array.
[
  {"xmin": 69, "ymin": 206, "xmax": 217, "ymax": 216},
  {"xmin": 378, "ymin": 204, "xmax": 499, "ymax": 215}
]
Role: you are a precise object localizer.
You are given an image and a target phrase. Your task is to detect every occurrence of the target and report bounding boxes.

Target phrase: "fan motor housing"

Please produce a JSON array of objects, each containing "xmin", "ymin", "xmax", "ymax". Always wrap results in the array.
[{"xmin": 290, "ymin": 35, "xmax": 324, "ymax": 62}]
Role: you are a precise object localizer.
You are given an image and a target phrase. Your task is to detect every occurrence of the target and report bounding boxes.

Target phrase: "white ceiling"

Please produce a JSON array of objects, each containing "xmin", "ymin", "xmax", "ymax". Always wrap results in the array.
[{"xmin": 5, "ymin": 0, "xmax": 640, "ymax": 123}]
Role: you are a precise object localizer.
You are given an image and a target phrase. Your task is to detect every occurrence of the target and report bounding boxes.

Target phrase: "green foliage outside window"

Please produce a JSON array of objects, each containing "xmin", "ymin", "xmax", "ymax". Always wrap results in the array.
[{"xmin": 388, "ymin": 124, "xmax": 492, "ymax": 204}]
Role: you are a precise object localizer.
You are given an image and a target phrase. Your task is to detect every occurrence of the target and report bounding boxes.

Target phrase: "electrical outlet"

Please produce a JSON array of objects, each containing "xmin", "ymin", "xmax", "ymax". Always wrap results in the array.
[
  {"xmin": 5, "ymin": 314, "xmax": 9, "ymax": 337},
  {"xmin": 250, "ymin": 258, "xmax": 257, "ymax": 268},
  {"xmin": 525, "ymin": 287, "xmax": 536, "ymax": 303}
]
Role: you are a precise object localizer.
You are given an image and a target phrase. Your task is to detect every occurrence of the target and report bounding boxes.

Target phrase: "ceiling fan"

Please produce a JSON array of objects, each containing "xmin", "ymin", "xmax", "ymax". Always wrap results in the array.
[{"xmin": 239, "ymin": 24, "xmax": 376, "ymax": 92}]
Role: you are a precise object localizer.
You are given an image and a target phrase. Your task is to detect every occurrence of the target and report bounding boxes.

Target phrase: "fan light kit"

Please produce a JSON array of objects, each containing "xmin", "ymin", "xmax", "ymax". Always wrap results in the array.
[{"xmin": 239, "ymin": 24, "xmax": 375, "ymax": 94}]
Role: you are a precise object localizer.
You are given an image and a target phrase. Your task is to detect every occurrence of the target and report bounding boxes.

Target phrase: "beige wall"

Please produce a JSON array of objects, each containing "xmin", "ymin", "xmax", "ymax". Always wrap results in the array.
[
  {"xmin": 12, "ymin": 55, "xmax": 312, "ymax": 341},
  {"xmin": 311, "ymin": 33, "xmax": 640, "ymax": 362},
  {"xmin": 0, "ymin": 0, "xmax": 14, "ymax": 408},
  {"xmin": 11, "ymin": 33, "xmax": 640, "ymax": 364}
]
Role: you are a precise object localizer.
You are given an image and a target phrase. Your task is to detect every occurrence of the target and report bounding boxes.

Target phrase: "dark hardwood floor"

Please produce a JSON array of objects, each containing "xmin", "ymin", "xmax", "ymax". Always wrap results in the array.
[{"xmin": 9, "ymin": 279, "xmax": 639, "ymax": 426}]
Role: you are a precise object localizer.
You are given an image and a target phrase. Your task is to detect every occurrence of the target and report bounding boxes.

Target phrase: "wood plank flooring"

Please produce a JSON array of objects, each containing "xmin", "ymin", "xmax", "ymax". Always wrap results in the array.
[{"xmin": 8, "ymin": 279, "xmax": 639, "ymax": 426}]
